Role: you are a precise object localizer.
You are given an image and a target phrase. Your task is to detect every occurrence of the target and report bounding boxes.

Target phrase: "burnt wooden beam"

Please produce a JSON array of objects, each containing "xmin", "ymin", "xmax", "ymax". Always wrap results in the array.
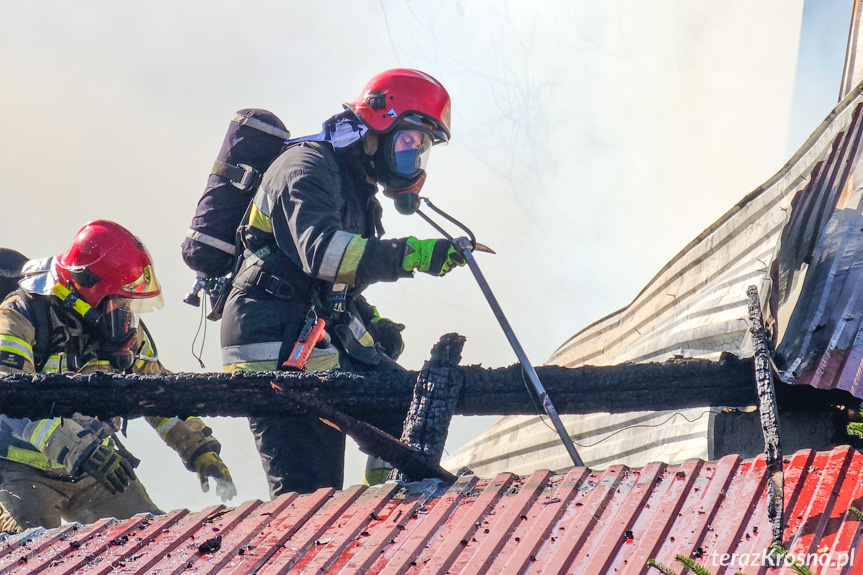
[
  {"xmin": 391, "ymin": 333, "xmax": 466, "ymax": 483},
  {"xmin": 278, "ymin": 390, "xmax": 456, "ymax": 484},
  {"xmin": 748, "ymin": 285, "xmax": 784, "ymax": 547},
  {"xmin": 0, "ymin": 354, "xmax": 856, "ymax": 420}
]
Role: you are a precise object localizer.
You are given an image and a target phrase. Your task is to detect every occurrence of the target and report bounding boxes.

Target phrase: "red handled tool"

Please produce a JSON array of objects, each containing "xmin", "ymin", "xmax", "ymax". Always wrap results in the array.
[{"xmin": 282, "ymin": 309, "xmax": 329, "ymax": 371}]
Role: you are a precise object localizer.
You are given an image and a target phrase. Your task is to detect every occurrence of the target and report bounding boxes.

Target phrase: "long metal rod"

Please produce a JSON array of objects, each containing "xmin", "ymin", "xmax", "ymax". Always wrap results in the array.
[
  {"xmin": 452, "ymin": 236, "xmax": 584, "ymax": 467},
  {"xmin": 416, "ymin": 205, "xmax": 584, "ymax": 466}
]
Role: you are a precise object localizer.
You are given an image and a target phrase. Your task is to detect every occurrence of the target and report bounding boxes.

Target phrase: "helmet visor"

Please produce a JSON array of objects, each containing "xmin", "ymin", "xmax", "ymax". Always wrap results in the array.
[
  {"xmin": 390, "ymin": 129, "xmax": 433, "ymax": 178},
  {"xmin": 101, "ymin": 296, "xmax": 140, "ymax": 343}
]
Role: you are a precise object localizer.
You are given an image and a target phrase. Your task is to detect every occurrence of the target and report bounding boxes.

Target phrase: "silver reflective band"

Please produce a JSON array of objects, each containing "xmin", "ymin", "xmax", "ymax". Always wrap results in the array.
[
  {"xmin": 42, "ymin": 354, "xmax": 65, "ymax": 373},
  {"xmin": 28, "ymin": 418, "xmax": 59, "ymax": 451},
  {"xmin": 252, "ymin": 188, "xmax": 275, "ymax": 217},
  {"xmin": 156, "ymin": 417, "xmax": 181, "ymax": 437},
  {"xmin": 318, "ymin": 231, "xmax": 355, "ymax": 282},
  {"xmin": 231, "ymin": 113, "xmax": 292, "ymax": 140},
  {"xmin": 186, "ymin": 229, "xmax": 237, "ymax": 256},
  {"xmin": 222, "ymin": 341, "xmax": 283, "ymax": 365},
  {"xmin": 309, "ymin": 344, "xmax": 339, "ymax": 358},
  {"xmin": 348, "ymin": 315, "xmax": 374, "ymax": 347}
]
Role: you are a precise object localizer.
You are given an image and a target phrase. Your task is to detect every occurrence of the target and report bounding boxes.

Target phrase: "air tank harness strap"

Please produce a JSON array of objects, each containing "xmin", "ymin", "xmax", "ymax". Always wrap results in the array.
[{"xmin": 211, "ymin": 160, "xmax": 262, "ymax": 192}]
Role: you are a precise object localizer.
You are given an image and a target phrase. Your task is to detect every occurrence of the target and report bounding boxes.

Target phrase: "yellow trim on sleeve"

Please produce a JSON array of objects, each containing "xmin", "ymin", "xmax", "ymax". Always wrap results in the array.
[
  {"xmin": 335, "ymin": 236, "xmax": 368, "ymax": 286},
  {"xmin": 3, "ymin": 446, "xmax": 66, "ymax": 471},
  {"xmin": 30, "ymin": 418, "xmax": 61, "ymax": 451},
  {"xmin": 155, "ymin": 417, "xmax": 181, "ymax": 440},
  {"xmin": 248, "ymin": 204, "xmax": 274, "ymax": 233}
]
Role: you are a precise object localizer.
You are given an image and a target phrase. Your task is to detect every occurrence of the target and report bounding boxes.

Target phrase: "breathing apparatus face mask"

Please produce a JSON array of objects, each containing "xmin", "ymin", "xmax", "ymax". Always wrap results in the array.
[
  {"xmin": 374, "ymin": 128, "xmax": 435, "ymax": 215},
  {"xmin": 97, "ymin": 296, "xmax": 141, "ymax": 370}
]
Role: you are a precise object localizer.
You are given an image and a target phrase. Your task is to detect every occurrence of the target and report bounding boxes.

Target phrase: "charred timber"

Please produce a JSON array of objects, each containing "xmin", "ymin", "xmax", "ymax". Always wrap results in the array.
[
  {"xmin": 0, "ymin": 355, "xmax": 855, "ymax": 420},
  {"xmin": 391, "ymin": 333, "xmax": 466, "ymax": 482},
  {"xmin": 747, "ymin": 285, "xmax": 784, "ymax": 546},
  {"xmin": 279, "ymin": 390, "xmax": 456, "ymax": 483}
]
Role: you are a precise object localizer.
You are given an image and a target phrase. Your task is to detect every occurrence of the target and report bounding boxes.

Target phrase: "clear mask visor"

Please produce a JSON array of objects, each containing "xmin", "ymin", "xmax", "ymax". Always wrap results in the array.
[
  {"xmin": 390, "ymin": 129, "xmax": 433, "ymax": 178},
  {"xmin": 101, "ymin": 296, "xmax": 140, "ymax": 343}
]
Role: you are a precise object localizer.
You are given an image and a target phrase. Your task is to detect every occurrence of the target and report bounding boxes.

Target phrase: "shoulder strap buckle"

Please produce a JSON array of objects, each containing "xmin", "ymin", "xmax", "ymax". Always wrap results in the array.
[
  {"xmin": 235, "ymin": 163, "xmax": 261, "ymax": 191},
  {"xmin": 211, "ymin": 160, "xmax": 262, "ymax": 192}
]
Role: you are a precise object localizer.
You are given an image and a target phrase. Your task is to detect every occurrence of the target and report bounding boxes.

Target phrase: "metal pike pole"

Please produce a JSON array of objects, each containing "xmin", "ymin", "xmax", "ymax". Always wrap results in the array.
[{"xmin": 416, "ymin": 199, "xmax": 585, "ymax": 467}]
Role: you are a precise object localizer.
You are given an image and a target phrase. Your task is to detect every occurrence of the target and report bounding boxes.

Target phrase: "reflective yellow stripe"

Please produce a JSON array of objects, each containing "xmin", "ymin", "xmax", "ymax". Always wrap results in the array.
[
  {"xmin": 30, "ymin": 418, "xmax": 61, "ymax": 451},
  {"xmin": 348, "ymin": 316, "xmax": 375, "ymax": 348},
  {"xmin": 139, "ymin": 338, "xmax": 153, "ymax": 358},
  {"xmin": 3, "ymin": 446, "xmax": 65, "ymax": 471},
  {"xmin": 223, "ymin": 360, "xmax": 279, "ymax": 374},
  {"xmin": 319, "ymin": 232, "xmax": 354, "ymax": 281},
  {"xmin": 306, "ymin": 346, "xmax": 341, "ymax": 373},
  {"xmin": 335, "ymin": 236, "xmax": 368, "ymax": 286},
  {"xmin": 155, "ymin": 417, "xmax": 181, "ymax": 439},
  {"xmin": 41, "ymin": 355, "xmax": 109, "ymax": 373},
  {"xmin": 42, "ymin": 354, "xmax": 64, "ymax": 373},
  {"xmin": 248, "ymin": 204, "xmax": 273, "ymax": 233},
  {"xmin": 0, "ymin": 345, "xmax": 31, "ymax": 363},
  {"xmin": 0, "ymin": 336, "xmax": 33, "ymax": 364}
]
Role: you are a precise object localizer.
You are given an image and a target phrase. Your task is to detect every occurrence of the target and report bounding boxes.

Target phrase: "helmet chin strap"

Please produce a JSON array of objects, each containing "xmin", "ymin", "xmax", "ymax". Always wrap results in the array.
[{"xmin": 52, "ymin": 283, "xmax": 101, "ymax": 326}]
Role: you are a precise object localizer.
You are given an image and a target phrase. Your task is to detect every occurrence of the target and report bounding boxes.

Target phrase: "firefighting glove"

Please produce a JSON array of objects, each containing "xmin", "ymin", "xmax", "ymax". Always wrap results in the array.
[
  {"xmin": 80, "ymin": 441, "xmax": 136, "ymax": 495},
  {"xmin": 192, "ymin": 452, "xmax": 237, "ymax": 502},
  {"xmin": 367, "ymin": 307, "xmax": 405, "ymax": 360},
  {"xmin": 402, "ymin": 237, "xmax": 465, "ymax": 277}
]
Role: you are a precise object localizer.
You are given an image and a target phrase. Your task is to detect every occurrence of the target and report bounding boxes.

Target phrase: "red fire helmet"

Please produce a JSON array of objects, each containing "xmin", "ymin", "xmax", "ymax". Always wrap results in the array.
[
  {"xmin": 345, "ymin": 69, "xmax": 452, "ymax": 143},
  {"xmin": 55, "ymin": 220, "xmax": 163, "ymax": 309}
]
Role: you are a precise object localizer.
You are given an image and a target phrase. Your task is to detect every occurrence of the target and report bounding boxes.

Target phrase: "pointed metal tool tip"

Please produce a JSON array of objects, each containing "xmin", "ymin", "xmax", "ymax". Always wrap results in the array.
[{"xmin": 473, "ymin": 242, "xmax": 496, "ymax": 254}]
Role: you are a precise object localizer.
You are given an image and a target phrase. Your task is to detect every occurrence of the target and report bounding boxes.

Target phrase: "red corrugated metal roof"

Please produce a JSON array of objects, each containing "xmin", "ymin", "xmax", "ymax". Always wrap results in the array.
[{"xmin": 4, "ymin": 446, "xmax": 863, "ymax": 574}]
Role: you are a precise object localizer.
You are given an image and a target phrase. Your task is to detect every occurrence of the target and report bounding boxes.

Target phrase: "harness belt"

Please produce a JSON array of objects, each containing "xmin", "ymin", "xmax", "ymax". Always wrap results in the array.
[
  {"xmin": 234, "ymin": 267, "xmax": 295, "ymax": 300},
  {"xmin": 232, "ymin": 248, "xmax": 319, "ymax": 303}
]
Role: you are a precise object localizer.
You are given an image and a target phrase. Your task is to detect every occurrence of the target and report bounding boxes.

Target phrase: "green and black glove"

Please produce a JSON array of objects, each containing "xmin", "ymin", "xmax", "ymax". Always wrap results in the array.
[
  {"xmin": 80, "ymin": 441, "xmax": 136, "ymax": 495},
  {"xmin": 367, "ymin": 307, "xmax": 405, "ymax": 360},
  {"xmin": 402, "ymin": 237, "xmax": 465, "ymax": 277},
  {"xmin": 191, "ymin": 451, "xmax": 237, "ymax": 502}
]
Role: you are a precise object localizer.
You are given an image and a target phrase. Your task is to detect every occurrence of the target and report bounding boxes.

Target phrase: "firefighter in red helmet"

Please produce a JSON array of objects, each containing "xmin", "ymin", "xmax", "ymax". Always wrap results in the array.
[
  {"xmin": 0, "ymin": 220, "xmax": 235, "ymax": 530},
  {"xmin": 221, "ymin": 69, "xmax": 464, "ymax": 496}
]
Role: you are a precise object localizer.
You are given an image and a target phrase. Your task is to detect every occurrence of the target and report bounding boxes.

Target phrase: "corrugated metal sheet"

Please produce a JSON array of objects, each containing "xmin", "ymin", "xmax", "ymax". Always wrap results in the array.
[
  {"xmin": 549, "ymin": 86, "xmax": 863, "ymax": 372},
  {"xmin": 442, "ymin": 409, "xmax": 713, "ymax": 478},
  {"xmin": 4, "ymin": 447, "xmax": 863, "ymax": 574},
  {"xmin": 772, "ymin": 101, "xmax": 863, "ymax": 393}
]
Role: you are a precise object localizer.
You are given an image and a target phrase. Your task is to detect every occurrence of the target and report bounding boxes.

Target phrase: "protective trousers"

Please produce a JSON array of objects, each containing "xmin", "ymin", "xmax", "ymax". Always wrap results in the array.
[
  {"xmin": 0, "ymin": 459, "xmax": 161, "ymax": 529},
  {"xmin": 248, "ymin": 356, "xmax": 406, "ymax": 498},
  {"xmin": 221, "ymin": 276, "xmax": 409, "ymax": 497}
]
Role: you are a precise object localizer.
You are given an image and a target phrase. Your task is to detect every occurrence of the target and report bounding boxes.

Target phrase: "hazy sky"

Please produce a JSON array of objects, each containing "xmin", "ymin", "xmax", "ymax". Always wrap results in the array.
[{"xmin": 0, "ymin": 1, "xmax": 833, "ymax": 512}]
